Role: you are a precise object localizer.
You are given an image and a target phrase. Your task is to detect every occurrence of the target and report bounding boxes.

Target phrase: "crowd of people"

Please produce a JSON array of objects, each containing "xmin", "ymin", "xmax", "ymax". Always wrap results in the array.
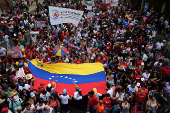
[{"xmin": 0, "ymin": 0, "xmax": 170, "ymax": 113}]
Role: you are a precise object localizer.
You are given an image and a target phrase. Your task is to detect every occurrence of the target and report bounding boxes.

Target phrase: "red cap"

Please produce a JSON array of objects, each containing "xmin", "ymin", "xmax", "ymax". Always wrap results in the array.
[
  {"xmin": 139, "ymin": 37, "xmax": 142, "ymax": 39},
  {"xmin": 91, "ymin": 49, "xmax": 94, "ymax": 52},
  {"xmin": 34, "ymin": 48, "xmax": 36, "ymax": 51},
  {"xmin": 2, "ymin": 33, "xmax": 5, "ymax": 36},
  {"xmin": 90, "ymin": 53, "xmax": 92, "ymax": 55},
  {"xmin": 1, "ymin": 107, "xmax": 8, "ymax": 113},
  {"xmin": 97, "ymin": 49, "xmax": 100, "ymax": 51},
  {"xmin": 42, "ymin": 50, "xmax": 44, "ymax": 52},
  {"xmin": 61, "ymin": 42, "xmax": 63, "ymax": 44}
]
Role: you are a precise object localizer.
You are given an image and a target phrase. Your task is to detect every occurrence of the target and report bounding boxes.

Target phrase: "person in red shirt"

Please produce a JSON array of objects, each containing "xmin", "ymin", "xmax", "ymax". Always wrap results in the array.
[
  {"xmin": 43, "ymin": 55, "xmax": 51, "ymax": 64},
  {"xmin": 26, "ymin": 49, "xmax": 33, "ymax": 60},
  {"xmin": 3, "ymin": 55, "xmax": 14, "ymax": 64},
  {"xmin": 61, "ymin": 30, "xmax": 70, "ymax": 41},
  {"xmin": 136, "ymin": 58, "xmax": 143, "ymax": 67},
  {"xmin": 56, "ymin": 58, "xmax": 64, "ymax": 63},
  {"xmin": 161, "ymin": 63, "xmax": 170, "ymax": 78},
  {"xmin": 138, "ymin": 86, "xmax": 148, "ymax": 94},
  {"xmin": 103, "ymin": 93, "xmax": 114, "ymax": 111},
  {"xmin": 102, "ymin": 53, "xmax": 108, "ymax": 63},
  {"xmin": 87, "ymin": 91, "xmax": 97, "ymax": 113},
  {"xmin": 74, "ymin": 57, "xmax": 82, "ymax": 64},
  {"xmin": 135, "ymin": 72, "xmax": 141, "ymax": 82},
  {"xmin": 120, "ymin": 60, "xmax": 128, "ymax": 68},
  {"xmin": 136, "ymin": 89, "xmax": 146, "ymax": 105},
  {"xmin": 105, "ymin": 43, "xmax": 111, "ymax": 54},
  {"xmin": 133, "ymin": 66, "xmax": 140, "ymax": 74}
]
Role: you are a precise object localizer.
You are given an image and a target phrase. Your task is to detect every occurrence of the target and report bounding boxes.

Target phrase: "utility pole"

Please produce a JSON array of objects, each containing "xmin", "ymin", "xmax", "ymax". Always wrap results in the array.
[{"xmin": 141, "ymin": 0, "xmax": 144, "ymax": 14}]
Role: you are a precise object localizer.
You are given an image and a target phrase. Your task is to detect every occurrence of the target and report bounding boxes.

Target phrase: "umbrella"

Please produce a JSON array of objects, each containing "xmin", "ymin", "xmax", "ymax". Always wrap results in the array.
[{"xmin": 53, "ymin": 46, "xmax": 68, "ymax": 56}]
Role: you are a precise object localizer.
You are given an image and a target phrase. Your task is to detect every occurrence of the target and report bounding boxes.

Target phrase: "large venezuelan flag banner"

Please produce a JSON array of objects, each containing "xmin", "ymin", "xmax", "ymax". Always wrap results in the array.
[{"xmin": 28, "ymin": 59, "xmax": 106, "ymax": 95}]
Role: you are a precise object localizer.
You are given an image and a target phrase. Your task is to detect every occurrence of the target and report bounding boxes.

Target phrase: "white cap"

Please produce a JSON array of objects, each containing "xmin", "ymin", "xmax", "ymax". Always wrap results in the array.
[
  {"xmin": 141, "ymin": 78, "xmax": 145, "ymax": 81},
  {"xmin": 47, "ymin": 83, "xmax": 51, "ymax": 88},
  {"xmin": 137, "ymin": 83, "xmax": 140, "ymax": 87},
  {"xmin": 141, "ymin": 62, "xmax": 144, "ymax": 65}
]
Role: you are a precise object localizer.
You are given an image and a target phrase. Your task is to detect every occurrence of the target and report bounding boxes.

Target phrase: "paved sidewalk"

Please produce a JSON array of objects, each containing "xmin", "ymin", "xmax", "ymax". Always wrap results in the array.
[{"xmin": 28, "ymin": 0, "xmax": 44, "ymax": 13}]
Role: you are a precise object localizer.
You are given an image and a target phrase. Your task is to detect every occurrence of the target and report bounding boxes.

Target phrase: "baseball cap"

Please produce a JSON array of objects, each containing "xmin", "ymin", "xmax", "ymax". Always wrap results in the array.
[
  {"xmin": 88, "ymin": 91, "xmax": 94, "ymax": 95},
  {"xmin": 30, "ymin": 92, "xmax": 35, "ymax": 97},
  {"xmin": 63, "ymin": 89, "xmax": 67, "ymax": 94}
]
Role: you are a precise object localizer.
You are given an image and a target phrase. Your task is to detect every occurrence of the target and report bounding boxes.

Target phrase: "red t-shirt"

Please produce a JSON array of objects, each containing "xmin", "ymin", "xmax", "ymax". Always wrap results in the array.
[
  {"xmin": 103, "ymin": 97, "xmax": 113, "ymax": 108},
  {"xmin": 48, "ymin": 100, "xmax": 59, "ymax": 108},
  {"xmin": 102, "ymin": 56, "xmax": 108, "ymax": 61},
  {"xmin": 133, "ymin": 69, "xmax": 140, "ymax": 73},
  {"xmin": 120, "ymin": 63, "xmax": 128, "ymax": 68},
  {"xmin": 138, "ymin": 88, "xmax": 148, "ymax": 94},
  {"xmin": 136, "ymin": 92, "xmax": 146, "ymax": 102},
  {"xmin": 74, "ymin": 59, "xmax": 82, "ymax": 64},
  {"xmin": 43, "ymin": 58, "xmax": 50, "ymax": 63},
  {"xmin": 136, "ymin": 59, "xmax": 143, "ymax": 67},
  {"xmin": 135, "ymin": 74, "xmax": 141, "ymax": 82},
  {"xmin": 105, "ymin": 45, "xmax": 111, "ymax": 52},
  {"xmin": 96, "ymin": 57, "xmax": 102, "ymax": 63},
  {"xmin": 88, "ymin": 95, "xmax": 97, "ymax": 107},
  {"xmin": 161, "ymin": 67, "xmax": 170, "ymax": 78},
  {"xmin": 56, "ymin": 60, "xmax": 64, "ymax": 63}
]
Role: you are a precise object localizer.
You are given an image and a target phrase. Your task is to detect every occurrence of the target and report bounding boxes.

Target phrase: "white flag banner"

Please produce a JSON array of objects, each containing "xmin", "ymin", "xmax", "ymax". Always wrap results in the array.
[
  {"xmin": 87, "ymin": 12, "xmax": 95, "ymax": 18},
  {"xmin": 49, "ymin": 6, "xmax": 84, "ymax": 26},
  {"xmin": 82, "ymin": 0, "xmax": 95, "ymax": 6},
  {"xmin": 106, "ymin": 0, "xmax": 118, "ymax": 6}
]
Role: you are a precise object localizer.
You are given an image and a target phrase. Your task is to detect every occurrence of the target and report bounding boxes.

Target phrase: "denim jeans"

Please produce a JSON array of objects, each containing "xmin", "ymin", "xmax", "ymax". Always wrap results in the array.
[
  {"xmin": 122, "ymin": 110, "xmax": 129, "ymax": 113},
  {"xmin": 87, "ymin": 105, "xmax": 96, "ymax": 113}
]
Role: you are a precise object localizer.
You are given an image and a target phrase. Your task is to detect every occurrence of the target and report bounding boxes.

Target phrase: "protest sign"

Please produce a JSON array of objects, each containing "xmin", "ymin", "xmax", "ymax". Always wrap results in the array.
[
  {"xmin": 35, "ymin": 21, "xmax": 46, "ymax": 28},
  {"xmin": 30, "ymin": 31, "xmax": 39, "ymax": 35},
  {"xmin": 82, "ymin": 0, "xmax": 95, "ymax": 6},
  {"xmin": 49, "ymin": 6, "xmax": 84, "ymax": 26}
]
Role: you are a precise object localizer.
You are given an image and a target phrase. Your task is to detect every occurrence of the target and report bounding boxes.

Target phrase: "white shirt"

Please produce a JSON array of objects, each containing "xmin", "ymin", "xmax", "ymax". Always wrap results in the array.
[
  {"xmin": 142, "ymin": 72, "xmax": 150, "ymax": 81},
  {"xmin": 127, "ymin": 85, "xmax": 138, "ymax": 92},
  {"xmin": 154, "ymin": 61, "xmax": 162, "ymax": 67},
  {"xmin": 40, "ymin": 92, "xmax": 51, "ymax": 102},
  {"xmin": 8, "ymin": 25, "xmax": 14, "ymax": 32},
  {"xmin": 107, "ymin": 88, "xmax": 113, "ymax": 97},
  {"xmin": 18, "ymin": 84, "xmax": 31, "ymax": 91},
  {"xmin": 0, "ymin": 47, "xmax": 6, "ymax": 56},
  {"xmin": 74, "ymin": 91, "xmax": 82, "ymax": 100},
  {"xmin": 156, "ymin": 42, "xmax": 164, "ymax": 50},
  {"xmin": 95, "ymin": 93, "xmax": 102, "ymax": 101},
  {"xmin": 59, "ymin": 95, "xmax": 70, "ymax": 104},
  {"xmin": 36, "ymin": 103, "xmax": 45, "ymax": 110},
  {"xmin": 3, "ymin": 35, "xmax": 9, "ymax": 42},
  {"xmin": 142, "ymin": 54, "xmax": 148, "ymax": 62}
]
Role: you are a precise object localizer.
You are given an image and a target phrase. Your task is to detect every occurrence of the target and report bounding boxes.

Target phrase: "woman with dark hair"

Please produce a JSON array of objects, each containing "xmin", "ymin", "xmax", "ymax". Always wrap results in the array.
[
  {"xmin": 73, "ymin": 90, "xmax": 82, "ymax": 111},
  {"xmin": 47, "ymin": 96, "xmax": 60, "ymax": 109}
]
